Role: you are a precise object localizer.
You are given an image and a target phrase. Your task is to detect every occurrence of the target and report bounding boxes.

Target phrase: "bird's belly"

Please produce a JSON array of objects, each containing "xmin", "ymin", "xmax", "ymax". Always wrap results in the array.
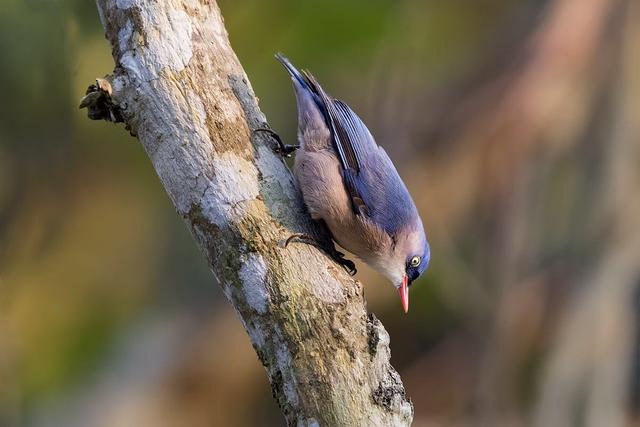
[
  {"xmin": 295, "ymin": 148, "xmax": 385, "ymax": 261},
  {"xmin": 325, "ymin": 218, "xmax": 373, "ymax": 259},
  {"xmin": 294, "ymin": 149, "xmax": 348, "ymax": 218}
]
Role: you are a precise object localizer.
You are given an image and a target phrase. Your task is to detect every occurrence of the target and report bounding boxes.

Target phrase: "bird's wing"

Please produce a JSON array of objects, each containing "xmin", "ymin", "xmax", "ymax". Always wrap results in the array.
[
  {"xmin": 302, "ymin": 73, "xmax": 377, "ymax": 215},
  {"xmin": 303, "ymin": 76, "xmax": 369, "ymax": 170},
  {"xmin": 326, "ymin": 100, "xmax": 376, "ymax": 216}
]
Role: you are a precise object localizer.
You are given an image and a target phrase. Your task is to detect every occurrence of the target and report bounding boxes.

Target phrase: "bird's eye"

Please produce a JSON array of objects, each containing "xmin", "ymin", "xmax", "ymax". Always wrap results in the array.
[{"xmin": 410, "ymin": 256, "xmax": 421, "ymax": 267}]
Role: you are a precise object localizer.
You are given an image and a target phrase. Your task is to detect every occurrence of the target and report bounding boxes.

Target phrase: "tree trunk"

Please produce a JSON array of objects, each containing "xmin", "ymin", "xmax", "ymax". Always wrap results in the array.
[{"xmin": 83, "ymin": 1, "xmax": 413, "ymax": 425}]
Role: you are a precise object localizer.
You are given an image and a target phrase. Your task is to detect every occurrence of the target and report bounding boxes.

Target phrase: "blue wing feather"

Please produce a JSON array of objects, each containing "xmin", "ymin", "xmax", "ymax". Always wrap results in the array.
[{"xmin": 332, "ymin": 100, "xmax": 372, "ymax": 170}]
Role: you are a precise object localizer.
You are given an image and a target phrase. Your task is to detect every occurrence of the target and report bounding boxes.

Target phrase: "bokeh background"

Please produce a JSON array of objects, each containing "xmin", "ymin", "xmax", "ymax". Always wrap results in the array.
[{"xmin": 1, "ymin": 0, "xmax": 639, "ymax": 426}]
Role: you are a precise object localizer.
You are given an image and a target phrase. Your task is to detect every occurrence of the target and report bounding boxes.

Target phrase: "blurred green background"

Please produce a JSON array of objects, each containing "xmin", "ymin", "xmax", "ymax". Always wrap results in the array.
[{"xmin": 1, "ymin": 0, "xmax": 639, "ymax": 426}]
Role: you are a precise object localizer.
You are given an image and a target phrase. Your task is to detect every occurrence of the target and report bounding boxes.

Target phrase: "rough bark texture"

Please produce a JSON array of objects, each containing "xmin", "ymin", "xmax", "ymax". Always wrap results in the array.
[{"xmin": 86, "ymin": 1, "xmax": 413, "ymax": 426}]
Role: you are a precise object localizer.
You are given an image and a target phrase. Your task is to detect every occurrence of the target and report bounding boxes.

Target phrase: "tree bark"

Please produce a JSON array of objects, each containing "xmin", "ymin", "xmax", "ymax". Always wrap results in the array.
[{"xmin": 84, "ymin": 1, "xmax": 413, "ymax": 426}]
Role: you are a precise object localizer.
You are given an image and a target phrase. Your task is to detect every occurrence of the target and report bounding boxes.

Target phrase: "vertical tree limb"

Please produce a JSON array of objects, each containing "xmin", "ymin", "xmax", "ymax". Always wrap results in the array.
[{"xmin": 83, "ymin": 0, "xmax": 412, "ymax": 425}]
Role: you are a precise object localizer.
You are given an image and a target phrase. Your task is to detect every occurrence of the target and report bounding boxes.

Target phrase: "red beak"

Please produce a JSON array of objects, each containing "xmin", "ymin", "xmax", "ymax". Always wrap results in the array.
[{"xmin": 399, "ymin": 274, "xmax": 409, "ymax": 314}]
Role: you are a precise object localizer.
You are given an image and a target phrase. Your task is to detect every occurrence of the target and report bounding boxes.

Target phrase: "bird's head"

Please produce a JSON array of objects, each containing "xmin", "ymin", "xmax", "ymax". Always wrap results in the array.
[
  {"xmin": 371, "ymin": 225, "xmax": 430, "ymax": 314},
  {"xmin": 399, "ymin": 241, "xmax": 430, "ymax": 313}
]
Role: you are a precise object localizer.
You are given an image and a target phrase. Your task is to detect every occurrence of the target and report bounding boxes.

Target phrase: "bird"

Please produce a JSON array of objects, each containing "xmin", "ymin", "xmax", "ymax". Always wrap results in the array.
[{"xmin": 273, "ymin": 53, "xmax": 430, "ymax": 313}]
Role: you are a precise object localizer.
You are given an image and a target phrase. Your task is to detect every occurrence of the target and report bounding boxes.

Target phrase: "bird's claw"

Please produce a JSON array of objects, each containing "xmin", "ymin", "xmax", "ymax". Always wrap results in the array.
[
  {"xmin": 335, "ymin": 255, "xmax": 357, "ymax": 276},
  {"xmin": 254, "ymin": 128, "xmax": 299, "ymax": 158},
  {"xmin": 282, "ymin": 233, "xmax": 357, "ymax": 275},
  {"xmin": 282, "ymin": 233, "xmax": 306, "ymax": 248},
  {"xmin": 327, "ymin": 249, "xmax": 356, "ymax": 275}
]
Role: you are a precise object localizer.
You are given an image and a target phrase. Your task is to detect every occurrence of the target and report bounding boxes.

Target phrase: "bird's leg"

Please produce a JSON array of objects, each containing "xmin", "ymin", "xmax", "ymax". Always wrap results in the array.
[
  {"xmin": 282, "ymin": 231, "xmax": 357, "ymax": 276},
  {"xmin": 253, "ymin": 128, "xmax": 299, "ymax": 158},
  {"xmin": 327, "ymin": 244, "xmax": 357, "ymax": 276},
  {"xmin": 315, "ymin": 220, "xmax": 357, "ymax": 276}
]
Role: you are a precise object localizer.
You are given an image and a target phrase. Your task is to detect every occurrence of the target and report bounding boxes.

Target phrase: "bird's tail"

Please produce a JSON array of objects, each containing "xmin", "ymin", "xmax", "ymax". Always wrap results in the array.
[{"xmin": 276, "ymin": 53, "xmax": 329, "ymax": 139}]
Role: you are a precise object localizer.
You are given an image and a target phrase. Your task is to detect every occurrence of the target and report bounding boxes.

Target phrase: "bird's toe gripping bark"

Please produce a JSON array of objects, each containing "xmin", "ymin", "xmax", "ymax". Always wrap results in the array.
[
  {"xmin": 282, "ymin": 234, "xmax": 357, "ymax": 276},
  {"xmin": 253, "ymin": 128, "xmax": 299, "ymax": 157}
]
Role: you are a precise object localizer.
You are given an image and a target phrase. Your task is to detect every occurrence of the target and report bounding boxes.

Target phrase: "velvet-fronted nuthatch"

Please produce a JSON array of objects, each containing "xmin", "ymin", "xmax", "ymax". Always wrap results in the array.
[{"xmin": 273, "ymin": 54, "xmax": 430, "ymax": 313}]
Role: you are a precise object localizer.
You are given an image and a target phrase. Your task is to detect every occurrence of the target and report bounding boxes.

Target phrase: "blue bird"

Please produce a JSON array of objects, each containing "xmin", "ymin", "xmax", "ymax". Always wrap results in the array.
[{"xmin": 274, "ymin": 53, "xmax": 430, "ymax": 313}]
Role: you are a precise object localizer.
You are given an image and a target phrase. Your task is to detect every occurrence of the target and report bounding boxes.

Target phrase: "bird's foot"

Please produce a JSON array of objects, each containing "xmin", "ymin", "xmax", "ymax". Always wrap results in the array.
[
  {"xmin": 254, "ymin": 128, "xmax": 299, "ymax": 158},
  {"xmin": 282, "ymin": 233, "xmax": 357, "ymax": 276},
  {"xmin": 330, "ymin": 249, "xmax": 357, "ymax": 276}
]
